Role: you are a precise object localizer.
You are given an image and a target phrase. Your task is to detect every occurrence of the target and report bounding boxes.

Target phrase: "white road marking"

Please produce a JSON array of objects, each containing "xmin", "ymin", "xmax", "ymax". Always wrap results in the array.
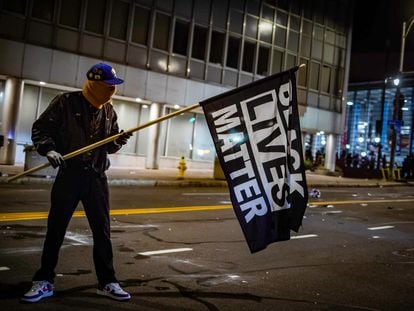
[
  {"xmin": 367, "ymin": 225, "xmax": 395, "ymax": 231},
  {"xmin": 138, "ymin": 248, "xmax": 193, "ymax": 256},
  {"xmin": 291, "ymin": 234, "xmax": 318, "ymax": 239},
  {"xmin": 1, "ymin": 247, "xmax": 44, "ymax": 254},
  {"xmin": 64, "ymin": 231, "xmax": 92, "ymax": 245},
  {"xmin": 111, "ymin": 224, "xmax": 158, "ymax": 229},
  {"xmin": 0, "ymin": 266, "xmax": 10, "ymax": 271}
]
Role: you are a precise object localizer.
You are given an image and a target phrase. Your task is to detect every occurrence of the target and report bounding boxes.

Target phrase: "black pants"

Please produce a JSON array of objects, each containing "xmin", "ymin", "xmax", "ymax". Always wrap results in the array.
[{"xmin": 33, "ymin": 168, "xmax": 117, "ymax": 287}]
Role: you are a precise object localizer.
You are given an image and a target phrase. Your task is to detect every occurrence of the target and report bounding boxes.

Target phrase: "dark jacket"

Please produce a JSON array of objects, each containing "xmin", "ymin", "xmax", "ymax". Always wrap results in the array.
[{"xmin": 32, "ymin": 91, "xmax": 122, "ymax": 173}]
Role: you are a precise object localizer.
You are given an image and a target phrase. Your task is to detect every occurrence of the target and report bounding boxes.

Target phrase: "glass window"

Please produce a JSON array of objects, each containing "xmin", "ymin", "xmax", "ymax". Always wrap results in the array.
[
  {"xmin": 287, "ymin": 31, "xmax": 299, "ymax": 52},
  {"xmin": 150, "ymin": 50, "xmax": 168, "ymax": 71},
  {"xmin": 209, "ymin": 31, "xmax": 225, "ymax": 65},
  {"xmin": 230, "ymin": 0, "xmax": 244, "ymax": 10},
  {"xmin": 207, "ymin": 65, "xmax": 222, "ymax": 83},
  {"xmin": 310, "ymin": 62, "xmax": 320, "ymax": 90},
  {"xmin": 259, "ymin": 21, "xmax": 273, "ymax": 43},
  {"xmin": 271, "ymin": 49, "xmax": 283, "ymax": 74},
  {"xmin": 302, "ymin": 20, "xmax": 312, "ymax": 35},
  {"xmin": 132, "ymin": 6, "xmax": 150, "ymax": 45},
  {"xmin": 286, "ymin": 54, "xmax": 296, "ymax": 70},
  {"xmin": 192, "ymin": 26, "xmax": 207, "ymax": 60},
  {"xmin": 290, "ymin": 0, "xmax": 302, "ymax": 15},
  {"xmin": 324, "ymin": 44, "xmax": 334, "ymax": 64},
  {"xmin": 289, "ymin": 15, "xmax": 300, "ymax": 31},
  {"xmin": 245, "ymin": 15, "xmax": 258, "ymax": 38},
  {"xmin": 314, "ymin": 25, "xmax": 323, "ymax": 40},
  {"xmin": 153, "ymin": 13, "xmax": 170, "ymax": 51},
  {"xmin": 277, "ymin": 0, "xmax": 289, "ymax": 11},
  {"xmin": 32, "ymin": 0, "xmax": 54, "ymax": 21},
  {"xmin": 193, "ymin": 114, "xmax": 215, "ymax": 161},
  {"xmin": 0, "ymin": 81, "xmax": 4, "ymax": 122},
  {"xmin": 85, "ymin": 0, "xmax": 107, "ymax": 34},
  {"xmin": 3, "ymin": 0, "xmax": 26, "ymax": 14},
  {"xmin": 326, "ymin": 30, "xmax": 335, "ymax": 44},
  {"xmin": 303, "ymin": 2, "xmax": 312, "ymax": 20},
  {"xmin": 194, "ymin": 0, "xmax": 211, "ymax": 25},
  {"xmin": 227, "ymin": 36, "xmax": 241, "ymax": 69},
  {"xmin": 39, "ymin": 88, "xmax": 62, "ymax": 116},
  {"xmin": 164, "ymin": 109, "xmax": 194, "ymax": 158},
  {"xmin": 229, "ymin": 10, "xmax": 243, "ymax": 34},
  {"xmin": 173, "ymin": 20, "xmax": 189, "ymax": 55},
  {"xmin": 275, "ymin": 27, "xmax": 286, "ymax": 47},
  {"xmin": 189, "ymin": 60, "xmax": 205, "ymax": 79},
  {"xmin": 276, "ymin": 10, "xmax": 287, "ymax": 26},
  {"xmin": 321, "ymin": 65, "xmax": 331, "ymax": 93},
  {"xmin": 246, "ymin": 0, "xmax": 260, "ymax": 15},
  {"xmin": 298, "ymin": 58, "xmax": 308, "ymax": 87},
  {"xmin": 174, "ymin": 0, "xmax": 192, "ymax": 19},
  {"xmin": 337, "ymin": 47, "xmax": 346, "ymax": 67},
  {"xmin": 336, "ymin": 34, "xmax": 346, "ymax": 48},
  {"xmin": 169, "ymin": 56, "xmax": 186, "ymax": 76},
  {"xmin": 334, "ymin": 67, "xmax": 343, "ymax": 96},
  {"xmin": 110, "ymin": 0, "xmax": 129, "ymax": 40},
  {"xmin": 112, "ymin": 100, "xmax": 140, "ymax": 154},
  {"xmin": 156, "ymin": 0, "xmax": 173, "ymax": 12},
  {"xmin": 212, "ymin": 0, "xmax": 228, "ymax": 29},
  {"xmin": 136, "ymin": 106, "xmax": 150, "ymax": 155},
  {"xmin": 257, "ymin": 46, "xmax": 270, "ymax": 76},
  {"xmin": 312, "ymin": 40, "xmax": 323, "ymax": 60},
  {"xmin": 60, "ymin": 0, "xmax": 81, "ymax": 28},
  {"xmin": 135, "ymin": 0, "xmax": 152, "ymax": 6},
  {"xmin": 300, "ymin": 36, "xmax": 311, "ymax": 57},
  {"xmin": 16, "ymin": 85, "xmax": 39, "ymax": 144},
  {"xmin": 262, "ymin": 5, "xmax": 274, "ymax": 21},
  {"xmin": 242, "ymin": 41, "xmax": 255, "ymax": 72}
]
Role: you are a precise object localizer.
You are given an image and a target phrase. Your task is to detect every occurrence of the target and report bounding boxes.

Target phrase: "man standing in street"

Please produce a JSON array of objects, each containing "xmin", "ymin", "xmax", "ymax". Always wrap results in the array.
[{"xmin": 21, "ymin": 63, "xmax": 132, "ymax": 303}]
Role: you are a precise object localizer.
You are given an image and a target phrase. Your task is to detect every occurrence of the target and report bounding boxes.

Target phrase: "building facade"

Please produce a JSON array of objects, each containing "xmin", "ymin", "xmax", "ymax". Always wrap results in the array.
[
  {"xmin": 346, "ymin": 78, "xmax": 414, "ymax": 169},
  {"xmin": 0, "ymin": 0, "xmax": 353, "ymax": 171}
]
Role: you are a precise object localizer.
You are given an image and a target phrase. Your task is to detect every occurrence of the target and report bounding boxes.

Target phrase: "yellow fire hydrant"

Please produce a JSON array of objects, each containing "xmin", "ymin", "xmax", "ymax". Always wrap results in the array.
[{"xmin": 177, "ymin": 156, "xmax": 187, "ymax": 179}]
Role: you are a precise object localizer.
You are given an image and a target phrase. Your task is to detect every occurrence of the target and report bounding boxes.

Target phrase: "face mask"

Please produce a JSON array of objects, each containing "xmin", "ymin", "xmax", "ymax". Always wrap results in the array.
[{"xmin": 82, "ymin": 80, "xmax": 116, "ymax": 109}]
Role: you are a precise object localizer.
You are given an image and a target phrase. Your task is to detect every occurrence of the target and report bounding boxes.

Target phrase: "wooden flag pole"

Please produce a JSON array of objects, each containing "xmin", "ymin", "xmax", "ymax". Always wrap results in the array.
[{"xmin": 7, "ymin": 102, "xmax": 200, "ymax": 182}]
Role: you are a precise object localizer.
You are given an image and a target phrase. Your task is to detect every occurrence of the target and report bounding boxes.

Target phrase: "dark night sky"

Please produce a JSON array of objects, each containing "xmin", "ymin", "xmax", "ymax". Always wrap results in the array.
[{"xmin": 350, "ymin": 0, "xmax": 414, "ymax": 82}]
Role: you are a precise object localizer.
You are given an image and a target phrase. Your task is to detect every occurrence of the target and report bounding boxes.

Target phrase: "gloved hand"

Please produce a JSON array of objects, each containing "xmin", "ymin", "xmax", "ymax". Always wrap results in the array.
[
  {"xmin": 115, "ymin": 130, "xmax": 132, "ymax": 146},
  {"xmin": 46, "ymin": 150, "xmax": 66, "ymax": 168}
]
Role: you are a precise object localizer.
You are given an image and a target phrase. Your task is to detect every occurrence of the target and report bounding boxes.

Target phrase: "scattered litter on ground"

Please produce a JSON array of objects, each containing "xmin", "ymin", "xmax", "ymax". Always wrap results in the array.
[{"xmin": 310, "ymin": 188, "xmax": 321, "ymax": 198}]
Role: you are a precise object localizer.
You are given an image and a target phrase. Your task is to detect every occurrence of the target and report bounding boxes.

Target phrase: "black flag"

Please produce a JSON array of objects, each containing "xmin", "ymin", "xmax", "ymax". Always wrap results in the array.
[{"xmin": 200, "ymin": 67, "xmax": 308, "ymax": 253}]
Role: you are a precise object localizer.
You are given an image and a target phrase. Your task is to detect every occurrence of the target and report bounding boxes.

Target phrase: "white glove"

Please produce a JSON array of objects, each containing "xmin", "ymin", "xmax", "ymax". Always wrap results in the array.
[{"xmin": 46, "ymin": 150, "xmax": 66, "ymax": 168}]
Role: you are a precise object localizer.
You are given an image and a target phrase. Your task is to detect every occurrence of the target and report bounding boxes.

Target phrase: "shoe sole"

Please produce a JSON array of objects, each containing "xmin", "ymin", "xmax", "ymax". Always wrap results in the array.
[
  {"xmin": 21, "ymin": 291, "xmax": 53, "ymax": 303},
  {"xmin": 96, "ymin": 289, "xmax": 130, "ymax": 301}
]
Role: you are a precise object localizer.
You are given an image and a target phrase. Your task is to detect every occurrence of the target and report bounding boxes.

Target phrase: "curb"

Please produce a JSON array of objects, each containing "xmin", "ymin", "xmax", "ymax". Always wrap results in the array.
[{"xmin": 1, "ymin": 176, "xmax": 413, "ymax": 188}]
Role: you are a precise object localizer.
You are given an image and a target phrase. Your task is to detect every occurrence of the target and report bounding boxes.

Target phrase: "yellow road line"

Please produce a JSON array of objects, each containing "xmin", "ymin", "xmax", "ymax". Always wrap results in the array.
[
  {"xmin": 1, "ymin": 198, "xmax": 414, "ymax": 222},
  {"xmin": 0, "ymin": 205, "xmax": 233, "ymax": 222}
]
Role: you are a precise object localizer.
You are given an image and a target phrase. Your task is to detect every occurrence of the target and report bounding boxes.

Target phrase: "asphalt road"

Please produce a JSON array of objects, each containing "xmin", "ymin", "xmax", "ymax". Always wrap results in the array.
[{"xmin": 0, "ymin": 184, "xmax": 413, "ymax": 310}]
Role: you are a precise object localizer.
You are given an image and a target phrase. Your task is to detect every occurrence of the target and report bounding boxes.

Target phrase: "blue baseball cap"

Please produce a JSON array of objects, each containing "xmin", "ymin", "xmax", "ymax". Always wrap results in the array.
[{"xmin": 86, "ymin": 63, "xmax": 124, "ymax": 85}]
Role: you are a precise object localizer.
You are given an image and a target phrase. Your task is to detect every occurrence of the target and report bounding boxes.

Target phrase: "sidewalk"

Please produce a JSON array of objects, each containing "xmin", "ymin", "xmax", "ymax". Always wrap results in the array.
[{"xmin": 1, "ymin": 164, "xmax": 412, "ymax": 187}]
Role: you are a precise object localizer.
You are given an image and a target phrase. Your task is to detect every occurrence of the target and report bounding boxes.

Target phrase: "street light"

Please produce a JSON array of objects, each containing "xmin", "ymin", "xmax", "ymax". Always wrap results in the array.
[
  {"xmin": 399, "ymin": 17, "xmax": 414, "ymax": 73},
  {"xmin": 388, "ymin": 17, "xmax": 414, "ymax": 178}
]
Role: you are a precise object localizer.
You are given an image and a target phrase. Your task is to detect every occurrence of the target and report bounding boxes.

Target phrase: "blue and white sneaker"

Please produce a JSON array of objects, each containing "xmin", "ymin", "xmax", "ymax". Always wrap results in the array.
[
  {"xmin": 21, "ymin": 280, "xmax": 54, "ymax": 303},
  {"xmin": 97, "ymin": 282, "xmax": 131, "ymax": 301}
]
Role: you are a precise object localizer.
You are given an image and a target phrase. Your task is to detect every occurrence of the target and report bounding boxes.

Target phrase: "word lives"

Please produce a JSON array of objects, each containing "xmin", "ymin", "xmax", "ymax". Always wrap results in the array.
[{"xmin": 212, "ymin": 82, "xmax": 304, "ymax": 223}]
